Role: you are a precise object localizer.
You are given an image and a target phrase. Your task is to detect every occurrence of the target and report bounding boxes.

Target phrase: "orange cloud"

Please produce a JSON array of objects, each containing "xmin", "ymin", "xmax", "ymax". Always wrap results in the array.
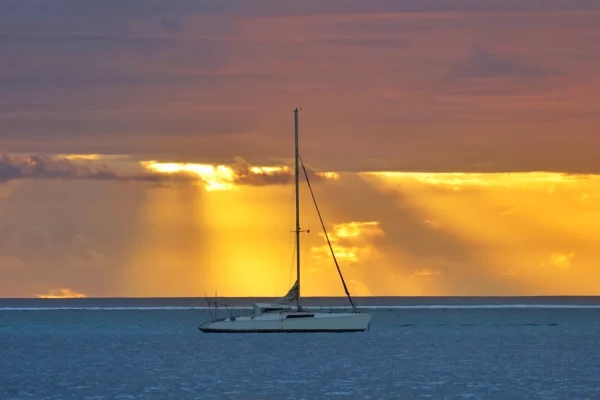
[
  {"xmin": 362, "ymin": 171, "xmax": 596, "ymax": 190},
  {"xmin": 311, "ymin": 221, "xmax": 383, "ymax": 263},
  {"xmin": 413, "ymin": 268, "xmax": 442, "ymax": 277},
  {"xmin": 0, "ymin": 153, "xmax": 339, "ymax": 191},
  {"xmin": 4, "ymin": 166, "xmax": 600, "ymax": 297},
  {"xmin": 360, "ymin": 170, "xmax": 600, "ymax": 295},
  {"xmin": 543, "ymin": 252, "xmax": 575, "ymax": 271},
  {"xmin": 142, "ymin": 161, "xmax": 236, "ymax": 191},
  {"xmin": 141, "ymin": 158, "xmax": 338, "ymax": 190},
  {"xmin": 36, "ymin": 288, "xmax": 87, "ymax": 299}
]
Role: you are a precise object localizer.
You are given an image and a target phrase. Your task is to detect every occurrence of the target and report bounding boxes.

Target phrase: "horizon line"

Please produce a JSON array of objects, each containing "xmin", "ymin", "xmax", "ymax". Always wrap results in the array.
[{"xmin": 4, "ymin": 294, "xmax": 600, "ymax": 300}]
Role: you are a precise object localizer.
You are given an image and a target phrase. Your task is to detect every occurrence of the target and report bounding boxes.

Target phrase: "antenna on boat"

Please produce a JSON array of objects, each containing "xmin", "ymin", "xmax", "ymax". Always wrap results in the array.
[{"xmin": 204, "ymin": 292, "xmax": 214, "ymax": 322}]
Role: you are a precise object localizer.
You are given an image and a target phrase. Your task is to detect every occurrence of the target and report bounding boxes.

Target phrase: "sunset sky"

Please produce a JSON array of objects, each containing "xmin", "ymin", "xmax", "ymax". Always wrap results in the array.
[{"xmin": 1, "ymin": 1, "xmax": 599, "ymax": 298}]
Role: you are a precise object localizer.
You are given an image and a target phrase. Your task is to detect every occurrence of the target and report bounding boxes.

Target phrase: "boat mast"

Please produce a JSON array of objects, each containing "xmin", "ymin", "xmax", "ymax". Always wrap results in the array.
[{"xmin": 294, "ymin": 108, "xmax": 301, "ymax": 310}]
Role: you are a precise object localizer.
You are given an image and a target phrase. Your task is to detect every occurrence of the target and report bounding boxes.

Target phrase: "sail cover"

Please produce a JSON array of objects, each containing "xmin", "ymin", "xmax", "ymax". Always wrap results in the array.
[{"xmin": 275, "ymin": 280, "xmax": 299, "ymax": 305}]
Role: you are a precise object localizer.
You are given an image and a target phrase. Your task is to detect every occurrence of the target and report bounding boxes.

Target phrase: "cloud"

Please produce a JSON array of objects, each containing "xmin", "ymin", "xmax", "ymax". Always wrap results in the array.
[
  {"xmin": 2, "ymin": 1, "xmax": 600, "ymax": 298},
  {"xmin": 36, "ymin": 288, "xmax": 87, "ymax": 298},
  {"xmin": 448, "ymin": 45, "xmax": 564, "ymax": 80},
  {"xmin": 2, "ymin": 166, "xmax": 600, "ymax": 297},
  {"xmin": 0, "ymin": 153, "xmax": 192, "ymax": 183},
  {"xmin": 311, "ymin": 221, "xmax": 384, "ymax": 263},
  {"xmin": 304, "ymin": 171, "xmax": 600, "ymax": 295},
  {"xmin": 0, "ymin": 154, "xmax": 116, "ymax": 182},
  {"xmin": 142, "ymin": 157, "xmax": 338, "ymax": 190},
  {"xmin": 1, "ymin": 3, "xmax": 599, "ymax": 175},
  {"xmin": 413, "ymin": 268, "xmax": 441, "ymax": 277},
  {"xmin": 363, "ymin": 171, "xmax": 600, "ymax": 192},
  {"xmin": 2, "ymin": 0, "xmax": 599, "ymax": 24},
  {"xmin": 300, "ymin": 174, "xmax": 492, "ymax": 295},
  {"xmin": 0, "ymin": 153, "xmax": 338, "ymax": 190},
  {"xmin": 543, "ymin": 252, "xmax": 575, "ymax": 270}
]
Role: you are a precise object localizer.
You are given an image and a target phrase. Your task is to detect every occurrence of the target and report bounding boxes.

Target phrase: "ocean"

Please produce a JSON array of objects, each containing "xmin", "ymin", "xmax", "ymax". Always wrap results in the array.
[{"xmin": 1, "ymin": 296, "xmax": 599, "ymax": 399}]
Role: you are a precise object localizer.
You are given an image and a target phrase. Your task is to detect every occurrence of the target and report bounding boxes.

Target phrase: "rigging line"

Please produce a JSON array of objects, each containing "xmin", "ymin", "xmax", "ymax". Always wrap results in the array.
[
  {"xmin": 300, "ymin": 184, "xmax": 310, "ymax": 274},
  {"xmin": 298, "ymin": 154, "xmax": 357, "ymax": 313}
]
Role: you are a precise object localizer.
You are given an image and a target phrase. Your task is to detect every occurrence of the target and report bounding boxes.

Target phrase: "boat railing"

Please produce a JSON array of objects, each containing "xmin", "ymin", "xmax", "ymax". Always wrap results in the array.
[{"xmin": 204, "ymin": 295, "xmax": 238, "ymax": 323}]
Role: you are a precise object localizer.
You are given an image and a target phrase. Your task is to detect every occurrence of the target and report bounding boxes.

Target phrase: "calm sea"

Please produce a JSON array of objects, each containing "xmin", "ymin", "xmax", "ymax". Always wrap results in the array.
[{"xmin": 1, "ymin": 296, "xmax": 600, "ymax": 399}]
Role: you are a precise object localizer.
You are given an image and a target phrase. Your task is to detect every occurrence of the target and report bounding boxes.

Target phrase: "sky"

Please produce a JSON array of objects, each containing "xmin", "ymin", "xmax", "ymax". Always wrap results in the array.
[{"xmin": 1, "ymin": 1, "xmax": 600, "ymax": 298}]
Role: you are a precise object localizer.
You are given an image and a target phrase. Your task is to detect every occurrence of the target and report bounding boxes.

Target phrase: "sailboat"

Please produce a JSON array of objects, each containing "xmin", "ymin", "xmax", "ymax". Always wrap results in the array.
[{"xmin": 199, "ymin": 109, "xmax": 372, "ymax": 333}]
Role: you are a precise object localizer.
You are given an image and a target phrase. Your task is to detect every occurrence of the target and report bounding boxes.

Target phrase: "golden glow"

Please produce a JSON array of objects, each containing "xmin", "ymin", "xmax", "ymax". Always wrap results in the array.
[
  {"xmin": 36, "ymin": 288, "xmax": 87, "ymax": 299},
  {"xmin": 123, "ymin": 184, "xmax": 211, "ymax": 297},
  {"xmin": 123, "ymin": 182, "xmax": 304, "ymax": 297},
  {"xmin": 11, "ymin": 167, "xmax": 599, "ymax": 297},
  {"xmin": 362, "ymin": 171, "xmax": 600, "ymax": 295},
  {"xmin": 249, "ymin": 165, "xmax": 290, "ymax": 174},
  {"xmin": 414, "ymin": 268, "xmax": 441, "ymax": 277},
  {"xmin": 141, "ymin": 161, "xmax": 236, "ymax": 191},
  {"xmin": 330, "ymin": 221, "xmax": 381, "ymax": 238},
  {"xmin": 140, "ymin": 160, "xmax": 339, "ymax": 191},
  {"xmin": 316, "ymin": 171, "xmax": 340, "ymax": 180},
  {"xmin": 364, "ymin": 171, "xmax": 595, "ymax": 190},
  {"xmin": 543, "ymin": 252, "xmax": 575, "ymax": 270},
  {"xmin": 59, "ymin": 154, "xmax": 130, "ymax": 161},
  {"xmin": 312, "ymin": 221, "xmax": 383, "ymax": 263},
  {"xmin": 114, "ymin": 169, "xmax": 600, "ymax": 296},
  {"xmin": 201, "ymin": 186, "xmax": 299, "ymax": 296},
  {"xmin": 60, "ymin": 154, "xmax": 103, "ymax": 160}
]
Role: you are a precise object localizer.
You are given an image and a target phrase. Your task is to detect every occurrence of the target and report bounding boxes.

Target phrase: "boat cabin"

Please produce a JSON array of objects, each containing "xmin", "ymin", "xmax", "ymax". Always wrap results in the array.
[
  {"xmin": 253, "ymin": 302, "xmax": 292, "ymax": 316},
  {"xmin": 252, "ymin": 302, "xmax": 316, "ymax": 319}
]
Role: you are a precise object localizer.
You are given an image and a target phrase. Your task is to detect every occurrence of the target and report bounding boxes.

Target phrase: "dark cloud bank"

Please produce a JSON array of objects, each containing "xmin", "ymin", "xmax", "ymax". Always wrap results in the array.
[{"xmin": 0, "ymin": 154, "xmax": 330, "ymax": 186}]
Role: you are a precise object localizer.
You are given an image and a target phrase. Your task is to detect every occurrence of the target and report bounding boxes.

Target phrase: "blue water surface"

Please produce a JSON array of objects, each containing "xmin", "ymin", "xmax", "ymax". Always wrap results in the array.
[{"xmin": 1, "ymin": 297, "xmax": 600, "ymax": 399}]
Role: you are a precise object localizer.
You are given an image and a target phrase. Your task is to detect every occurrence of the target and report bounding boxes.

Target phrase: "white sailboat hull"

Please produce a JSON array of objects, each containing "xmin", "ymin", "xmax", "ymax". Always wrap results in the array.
[{"xmin": 199, "ymin": 312, "xmax": 372, "ymax": 333}]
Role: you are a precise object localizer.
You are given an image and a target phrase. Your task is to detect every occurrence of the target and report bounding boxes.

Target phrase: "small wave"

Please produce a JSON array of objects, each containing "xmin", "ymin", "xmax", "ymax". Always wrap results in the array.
[{"xmin": 407, "ymin": 323, "xmax": 562, "ymax": 327}]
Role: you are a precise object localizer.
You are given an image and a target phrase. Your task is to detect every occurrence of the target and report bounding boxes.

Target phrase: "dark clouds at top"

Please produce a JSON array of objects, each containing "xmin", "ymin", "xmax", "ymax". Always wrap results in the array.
[
  {"xmin": 1, "ymin": 1, "xmax": 599, "ymax": 173},
  {"xmin": 3, "ymin": 0, "xmax": 600, "ymax": 21}
]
